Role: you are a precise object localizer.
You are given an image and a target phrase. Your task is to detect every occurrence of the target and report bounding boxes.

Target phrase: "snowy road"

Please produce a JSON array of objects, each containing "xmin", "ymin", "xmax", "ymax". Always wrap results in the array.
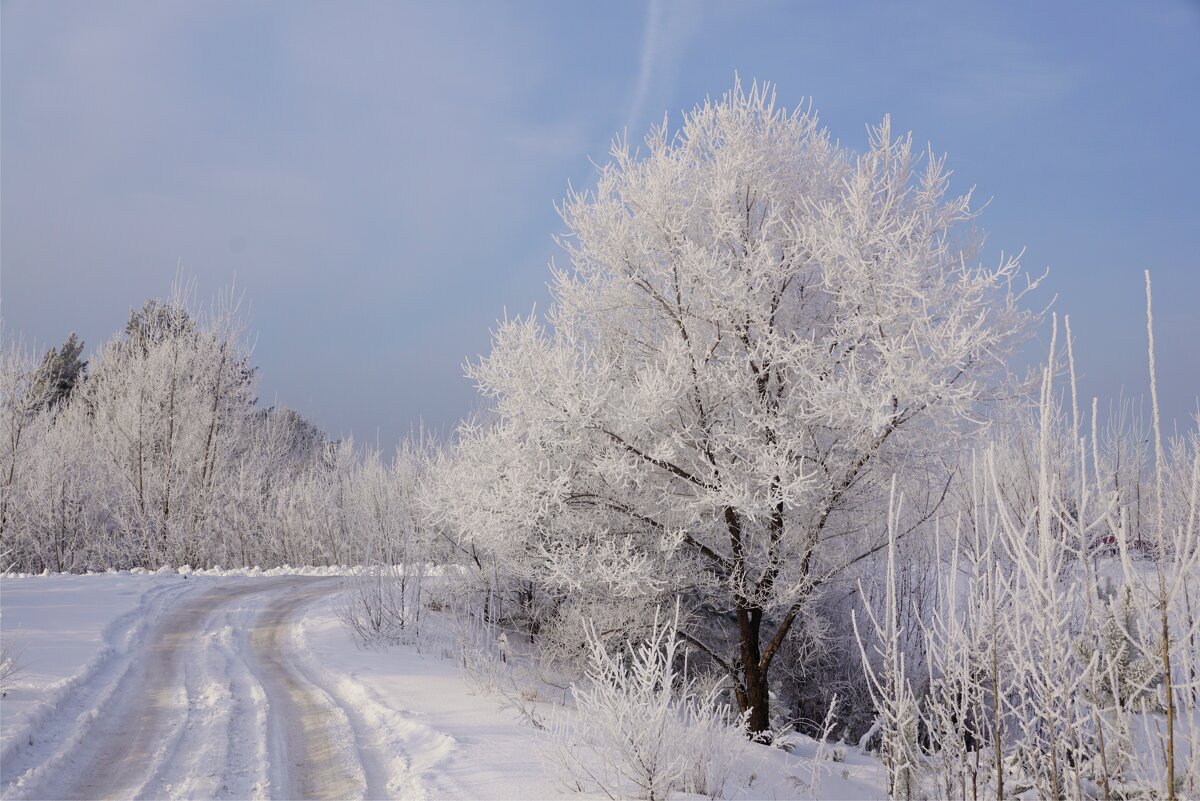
[
  {"xmin": 250, "ymin": 583, "xmax": 365, "ymax": 801},
  {"xmin": 1, "ymin": 571, "xmax": 886, "ymax": 800},
  {"xmin": 1, "ymin": 577, "xmax": 380, "ymax": 801}
]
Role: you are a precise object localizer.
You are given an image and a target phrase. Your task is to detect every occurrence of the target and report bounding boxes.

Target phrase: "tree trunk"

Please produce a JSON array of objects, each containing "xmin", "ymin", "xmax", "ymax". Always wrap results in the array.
[
  {"xmin": 734, "ymin": 604, "xmax": 771, "ymax": 735},
  {"xmin": 725, "ymin": 503, "xmax": 775, "ymax": 737}
]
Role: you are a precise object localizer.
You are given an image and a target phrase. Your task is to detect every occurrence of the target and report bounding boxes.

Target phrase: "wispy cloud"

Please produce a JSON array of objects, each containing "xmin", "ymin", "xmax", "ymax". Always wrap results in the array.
[{"xmin": 625, "ymin": 0, "xmax": 697, "ymax": 134}]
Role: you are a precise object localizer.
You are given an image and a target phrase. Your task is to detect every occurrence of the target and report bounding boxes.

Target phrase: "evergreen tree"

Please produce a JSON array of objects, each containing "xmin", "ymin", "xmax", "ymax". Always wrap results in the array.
[{"xmin": 32, "ymin": 333, "xmax": 87, "ymax": 411}]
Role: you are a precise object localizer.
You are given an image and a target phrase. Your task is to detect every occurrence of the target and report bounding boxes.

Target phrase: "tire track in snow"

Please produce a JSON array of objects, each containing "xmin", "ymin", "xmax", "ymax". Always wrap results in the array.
[
  {"xmin": 245, "ymin": 580, "xmax": 366, "ymax": 801},
  {"xmin": 0, "ymin": 578, "xmax": 198, "ymax": 800},
  {"xmin": 216, "ymin": 610, "xmax": 274, "ymax": 799},
  {"xmin": 11, "ymin": 581, "xmax": 269, "ymax": 800},
  {"xmin": 6, "ymin": 578, "xmax": 353, "ymax": 801},
  {"xmin": 287, "ymin": 604, "xmax": 460, "ymax": 801},
  {"xmin": 3, "ymin": 576, "xmax": 449, "ymax": 801},
  {"xmin": 136, "ymin": 596, "xmax": 272, "ymax": 800}
]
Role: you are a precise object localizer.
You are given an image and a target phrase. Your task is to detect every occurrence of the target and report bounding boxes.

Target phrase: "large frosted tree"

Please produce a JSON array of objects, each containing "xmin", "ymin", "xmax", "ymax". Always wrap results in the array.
[
  {"xmin": 83, "ymin": 287, "xmax": 257, "ymax": 565},
  {"xmin": 455, "ymin": 82, "xmax": 1041, "ymax": 735}
]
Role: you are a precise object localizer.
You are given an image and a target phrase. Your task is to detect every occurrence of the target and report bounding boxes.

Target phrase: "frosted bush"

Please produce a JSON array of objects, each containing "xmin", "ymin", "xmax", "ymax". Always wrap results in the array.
[
  {"xmin": 543, "ymin": 603, "xmax": 755, "ymax": 800},
  {"xmin": 336, "ymin": 562, "xmax": 425, "ymax": 647},
  {"xmin": 678, "ymin": 689, "xmax": 754, "ymax": 799},
  {"xmin": 0, "ymin": 636, "xmax": 22, "ymax": 692}
]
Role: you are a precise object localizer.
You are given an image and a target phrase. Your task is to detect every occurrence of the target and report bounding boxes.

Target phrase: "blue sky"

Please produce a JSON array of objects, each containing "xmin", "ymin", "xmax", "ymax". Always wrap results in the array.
[{"xmin": 2, "ymin": 1, "xmax": 1197, "ymax": 446}]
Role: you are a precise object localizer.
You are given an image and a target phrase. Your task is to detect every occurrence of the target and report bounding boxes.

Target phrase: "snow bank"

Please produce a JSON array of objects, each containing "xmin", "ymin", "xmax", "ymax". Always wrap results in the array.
[
  {"xmin": 294, "ymin": 592, "xmax": 564, "ymax": 800},
  {"xmin": 0, "ymin": 573, "xmax": 195, "ymax": 769},
  {"xmin": 293, "ymin": 591, "xmax": 885, "ymax": 800},
  {"xmin": 5, "ymin": 563, "xmax": 455, "ymax": 579}
]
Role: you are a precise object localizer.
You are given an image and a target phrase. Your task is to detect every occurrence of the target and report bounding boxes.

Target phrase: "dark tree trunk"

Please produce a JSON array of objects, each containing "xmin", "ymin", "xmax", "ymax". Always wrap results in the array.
[
  {"xmin": 724, "ymin": 501, "xmax": 777, "ymax": 737},
  {"xmin": 737, "ymin": 605, "xmax": 771, "ymax": 735}
]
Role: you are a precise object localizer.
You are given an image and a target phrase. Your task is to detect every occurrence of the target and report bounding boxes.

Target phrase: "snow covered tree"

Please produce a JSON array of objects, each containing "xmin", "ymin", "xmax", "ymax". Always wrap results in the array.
[
  {"xmin": 82, "ymin": 282, "xmax": 257, "ymax": 565},
  {"xmin": 30, "ymin": 333, "xmax": 86, "ymax": 412},
  {"xmin": 454, "ymin": 81, "xmax": 1041, "ymax": 735},
  {"xmin": 3, "ymin": 280, "xmax": 433, "ymax": 573},
  {"xmin": 10, "ymin": 398, "xmax": 100, "ymax": 571},
  {"xmin": 0, "ymin": 336, "xmax": 49, "ymax": 547}
]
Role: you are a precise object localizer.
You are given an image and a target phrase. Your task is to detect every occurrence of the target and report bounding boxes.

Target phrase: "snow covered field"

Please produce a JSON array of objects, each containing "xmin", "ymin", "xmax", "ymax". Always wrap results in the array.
[{"xmin": 0, "ymin": 572, "xmax": 885, "ymax": 800}]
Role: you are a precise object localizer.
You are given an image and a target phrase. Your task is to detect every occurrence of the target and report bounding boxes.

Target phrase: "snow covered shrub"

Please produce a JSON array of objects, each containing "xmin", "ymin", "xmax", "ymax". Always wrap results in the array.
[
  {"xmin": 336, "ymin": 562, "xmax": 425, "ymax": 647},
  {"xmin": 451, "ymin": 598, "xmax": 513, "ymax": 696},
  {"xmin": 678, "ymin": 689, "xmax": 755, "ymax": 799},
  {"xmin": 447, "ymin": 594, "xmax": 555, "ymax": 731},
  {"xmin": 1076, "ymin": 585, "xmax": 1161, "ymax": 711},
  {"xmin": 853, "ymin": 481, "xmax": 923, "ymax": 800},
  {"xmin": 544, "ymin": 607, "xmax": 690, "ymax": 800},
  {"xmin": 0, "ymin": 547, "xmax": 22, "ymax": 691},
  {"xmin": 794, "ymin": 695, "xmax": 842, "ymax": 800},
  {"xmin": 535, "ymin": 592, "xmax": 669, "ymax": 682},
  {"xmin": 336, "ymin": 437, "xmax": 439, "ymax": 646},
  {"xmin": 0, "ymin": 635, "xmax": 22, "ymax": 693},
  {"xmin": 544, "ymin": 603, "xmax": 756, "ymax": 800},
  {"xmin": 873, "ymin": 294, "xmax": 1200, "ymax": 801}
]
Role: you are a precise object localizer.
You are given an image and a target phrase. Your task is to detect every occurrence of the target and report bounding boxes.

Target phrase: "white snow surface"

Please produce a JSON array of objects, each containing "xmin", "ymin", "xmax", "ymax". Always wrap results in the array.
[{"xmin": 0, "ymin": 572, "xmax": 884, "ymax": 800}]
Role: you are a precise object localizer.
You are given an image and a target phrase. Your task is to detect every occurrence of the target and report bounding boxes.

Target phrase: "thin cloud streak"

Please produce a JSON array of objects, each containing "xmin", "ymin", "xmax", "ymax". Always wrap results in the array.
[{"xmin": 625, "ymin": 0, "xmax": 696, "ymax": 134}]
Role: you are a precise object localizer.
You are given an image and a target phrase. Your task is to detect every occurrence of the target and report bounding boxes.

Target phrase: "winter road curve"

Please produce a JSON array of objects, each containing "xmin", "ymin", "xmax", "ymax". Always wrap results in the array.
[{"xmin": 0, "ymin": 576, "xmax": 383, "ymax": 801}]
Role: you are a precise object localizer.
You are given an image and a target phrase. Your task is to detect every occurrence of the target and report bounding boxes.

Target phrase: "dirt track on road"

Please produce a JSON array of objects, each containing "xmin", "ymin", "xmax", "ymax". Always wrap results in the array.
[{"xmin": 19, "ymin": 577, "xmax": 353, "ymax": 801}]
